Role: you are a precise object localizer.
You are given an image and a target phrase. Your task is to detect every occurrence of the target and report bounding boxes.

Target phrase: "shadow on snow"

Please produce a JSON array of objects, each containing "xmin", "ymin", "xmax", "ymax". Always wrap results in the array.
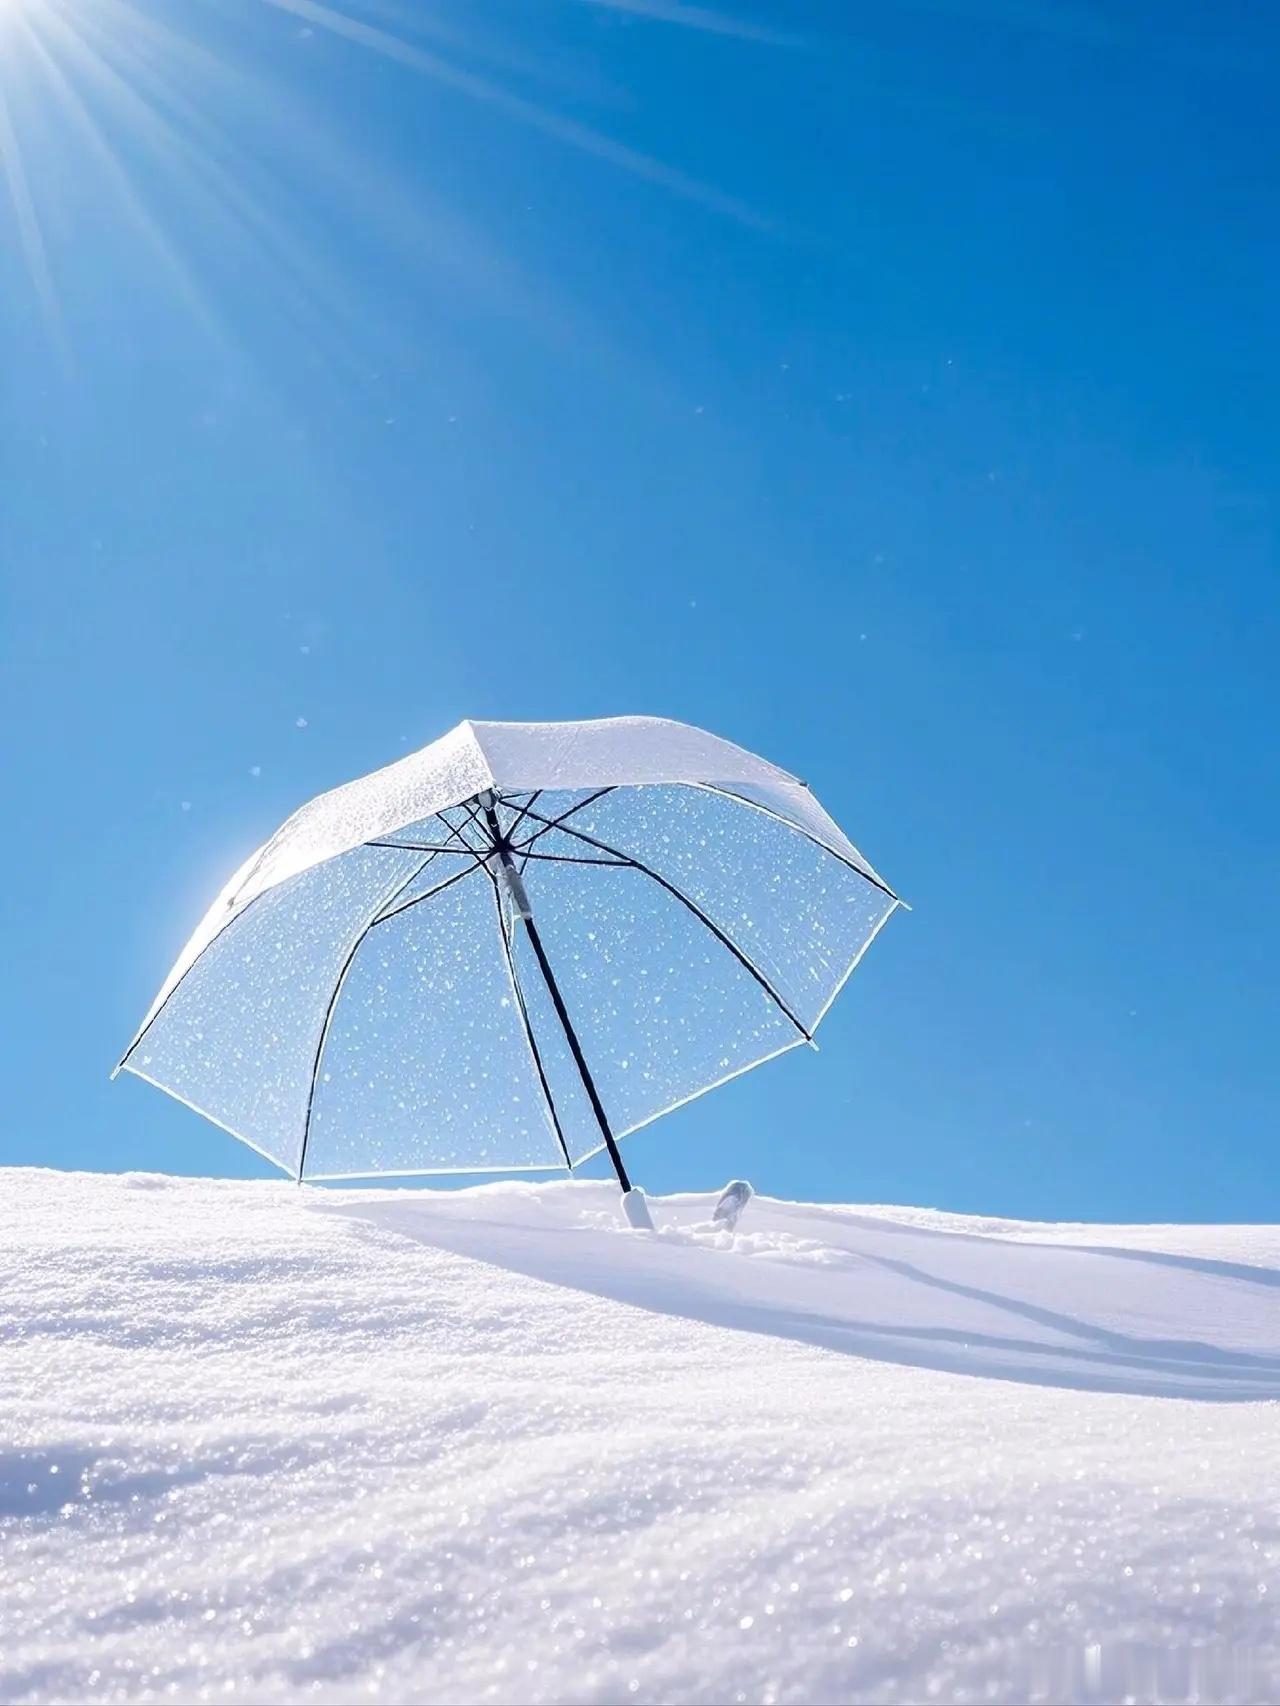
[{"xmin": 323, "ymin": 1188, "xmax": 1280, "ymax": 1403}]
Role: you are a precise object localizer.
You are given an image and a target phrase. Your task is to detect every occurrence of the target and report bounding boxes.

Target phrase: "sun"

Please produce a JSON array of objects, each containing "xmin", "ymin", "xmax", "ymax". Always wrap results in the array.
[
  {"xmin": 1, "ymin": 0, "xmax": 754, "ymax": 375},
  {"xmin": 0, "ymin": 0, "xmax": 240, "ymax": 365}
]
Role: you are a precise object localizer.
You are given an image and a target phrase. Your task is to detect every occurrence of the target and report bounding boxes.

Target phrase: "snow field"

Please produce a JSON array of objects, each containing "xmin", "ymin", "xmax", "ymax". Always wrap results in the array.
[{"xmin": 3, "ymin": 1169, "xmax": 1277, "ymax": 1704}]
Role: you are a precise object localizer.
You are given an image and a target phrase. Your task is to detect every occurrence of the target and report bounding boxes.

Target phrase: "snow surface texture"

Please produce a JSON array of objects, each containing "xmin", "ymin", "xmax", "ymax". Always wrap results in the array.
[{"xmin": 3, "ymin": 1169, "xmax": 1278, "ymax": 1705}]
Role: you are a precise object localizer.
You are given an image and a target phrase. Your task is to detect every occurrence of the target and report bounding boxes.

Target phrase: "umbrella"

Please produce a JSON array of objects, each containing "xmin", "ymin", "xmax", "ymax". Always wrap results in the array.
[{"xmin": 115, "ymin": 718, "xmax": 901, "ymax": 1213}]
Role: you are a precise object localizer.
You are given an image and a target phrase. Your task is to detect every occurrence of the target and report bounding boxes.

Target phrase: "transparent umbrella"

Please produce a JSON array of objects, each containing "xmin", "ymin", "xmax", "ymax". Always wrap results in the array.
[{"xmin": 115, "ymin": 718, "xmax": 902, "ymax": 1213}]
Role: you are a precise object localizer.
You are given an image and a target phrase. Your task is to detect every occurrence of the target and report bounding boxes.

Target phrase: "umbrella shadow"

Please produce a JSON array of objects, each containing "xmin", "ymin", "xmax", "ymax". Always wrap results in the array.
[
  {"xmin": 324, "ymin": 1193, "xmax": 1280, "ymax": 1403},
  {"xmin": 805, "ymin": 1204, "xmax": 1280, "ymax": 1291}
]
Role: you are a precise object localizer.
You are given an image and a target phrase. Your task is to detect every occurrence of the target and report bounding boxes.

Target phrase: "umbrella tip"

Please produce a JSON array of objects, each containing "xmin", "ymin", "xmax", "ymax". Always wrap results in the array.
[{"xmin": 621, "ymin": 1188, "xmax": 655, "ymax": 1231}]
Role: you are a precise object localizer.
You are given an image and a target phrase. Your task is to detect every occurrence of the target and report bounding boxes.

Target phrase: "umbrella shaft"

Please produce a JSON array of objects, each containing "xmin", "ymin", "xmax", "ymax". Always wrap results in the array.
[
  {"xmin": 480, "ymin": 798, "xmax": 633, "ymax": 1195},
  {"xmin": 521, "ymin": 915, "xmax": 633, "ymax": 1195}
]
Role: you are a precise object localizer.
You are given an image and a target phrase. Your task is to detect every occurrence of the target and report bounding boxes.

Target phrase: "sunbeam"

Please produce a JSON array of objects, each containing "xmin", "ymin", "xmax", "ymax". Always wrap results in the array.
[
  {"xmin": 0, "ymin": 0, "xmax": 770, "ymax": 377},
  {"xmin": 14, "ymin": 1, "xmax": 224, "ymax": 349},
  {"xmin": 0, "ymin": 39, "xmax": 69, "ymax": 366},
  {"xmin": 569, "ymin": 0, "xmax": 802, "ymax": 48},
  {"xmin": 0, "ymin": 0, "xmax": 429, "ymax": 377},
  {"xmin": 41, "ymin": 0, "xmax": 363, "ymax": 366},
  {"xmin": 263, "ymin": 0, "xmax": 763, "ymax": 226}
]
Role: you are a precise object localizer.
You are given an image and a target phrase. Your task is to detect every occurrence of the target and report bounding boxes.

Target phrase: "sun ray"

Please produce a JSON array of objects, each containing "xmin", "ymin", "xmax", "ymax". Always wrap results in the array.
[
  {"xmin": 569, "ymin": 0, "xmax": 802, "ymax": 48},
  {"xmin": 58, "ymin": 0, "xmax": 586, "ymax": 381},
  {"xmin": 319, "ymin": 0, "xmax": 594, "ymax": 88},
  {"xmin": 0, "ymin": 0, "xmax": 761, "ymax": 376},
  {"xmin": 38, "ymin": 0, "xmax": 376, "ymax": 379},
  {"xmin": 92, "ymin": 0, "xmax": 623, "ymax": 380},
  {"xmin": 0, "ymin": 57, "xmax": 70, "ymax": 368},
  {"xmin": 13, "ymin": 4, "xmax": 226, "ymax": 352},
  {"xmin": 263, "ymin": 0, "xmax": 764, "ymax": 227}
]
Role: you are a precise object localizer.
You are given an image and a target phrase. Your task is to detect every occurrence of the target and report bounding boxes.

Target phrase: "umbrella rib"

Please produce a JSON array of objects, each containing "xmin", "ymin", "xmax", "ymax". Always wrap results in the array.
[
  {"xmin": 459, "ymin": 799, "xmax": 494, "ymax": 847},
  {"xmin": 366, "ymin": 803, "xmax": 490, "ymax": 858},
  {"xmin": 482, "ymin": 866, "xmax": 573, "ymax": 1172},
  {"xmin": 114, "ymin": 889, "xmax": 271, "ymax": 1076},
  {"xmin": 297, "ymin": 848, "xmax": 446, "ymax": 1183},
  {"xmin": 690, "ymin": 782, "xmax": 900, "ymax": 902},
  {"xmin": 437, "ymin": 803, "xmax": 488, "ymax": 855},
  {"xmin": 113, "ymin": 842, "xmax": 425, "ymax": 1078},
  {"xmin": 366, "ymin": 841, "xmax": 470, "ymax": 853},
  {"xmin": 369, "ymin": 858, "xmax": 484, "ymax": 927},
  {"xmin": 519, "ymin": 850, "xmax": 628, "ymax": 866},
  {"xmin": 511, "ymin": 806, "xmax": 813, "ymax": 1042},
  {"xmin": 499, "ymin": 789, "xmax": 542, "ymax": 844},
  {"xmin": 510, "ymin": 786, "xmax": 617, "ymax": 858}
]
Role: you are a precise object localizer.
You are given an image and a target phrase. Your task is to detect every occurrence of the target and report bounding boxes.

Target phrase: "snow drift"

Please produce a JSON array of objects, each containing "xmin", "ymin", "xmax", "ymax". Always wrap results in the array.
[{"xmin": 3, "ymin": 1169, "xmax": 1277, "ymax": 1704}]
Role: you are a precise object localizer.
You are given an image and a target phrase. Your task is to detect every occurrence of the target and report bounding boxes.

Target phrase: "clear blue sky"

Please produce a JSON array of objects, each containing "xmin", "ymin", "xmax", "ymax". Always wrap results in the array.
[{"xmin": 2, "ymin": 0, "xmax": 1276, "ymax": 1220}]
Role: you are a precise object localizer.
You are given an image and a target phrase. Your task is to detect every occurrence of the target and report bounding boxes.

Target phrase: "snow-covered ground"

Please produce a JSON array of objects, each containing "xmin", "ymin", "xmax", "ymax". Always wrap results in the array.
[{"xmin": 3, "ymin": 1168, "xmax": 1277, "ymax": 1705}]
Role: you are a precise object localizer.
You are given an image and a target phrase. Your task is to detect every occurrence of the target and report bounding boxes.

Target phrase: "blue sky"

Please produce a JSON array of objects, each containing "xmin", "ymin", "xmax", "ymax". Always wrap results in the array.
[{"xmin": 2, "ymin": 0, "xmax": 1276, "ymax": 1220}]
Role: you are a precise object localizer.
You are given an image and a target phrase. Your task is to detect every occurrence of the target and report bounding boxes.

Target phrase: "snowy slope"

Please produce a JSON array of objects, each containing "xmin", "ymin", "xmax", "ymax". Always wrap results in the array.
[{"xmin": 3, "ymin": 1169, "xmax": 1277, "ymax": 1705}]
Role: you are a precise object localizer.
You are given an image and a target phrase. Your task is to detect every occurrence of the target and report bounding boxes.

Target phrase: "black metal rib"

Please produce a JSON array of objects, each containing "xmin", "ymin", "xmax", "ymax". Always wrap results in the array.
[
  {"xmin": 460, "ymin": 797, "xmax": 495, "ymax": 845},
  {"xmin": 692, "ymin": 782, "xmax": 900, "ymax": 902},
  {"xmin": 297, "ymin": 849, "xmax": 444, "ymax": 1184},
  {"xmin": 483, "ymin": 866, "xmax": 573, "ymax": 1171},
  {"xmin": 114, "ymin": 840, "xmax": 420, "ymax": 1078},
  {"xmin": 297, "ymin": 802, "xmax": 492, "ymax": 1179},
  {"xmin": 366, "ymin": 840, "xmax": 472, "ymax": 854},
  {"xmin": 508, "ymin": 804, "xmax": 813, "ymax": 1042},
  {"xmin": 437, "ymin": 802, "xmax": 488, "ymax": 855},
  {"xmin": 499, "ymin": 789, "xmax": 542, "ymax": 844},
  {"xmin": 367, "ymin": 798, "xmax": 490, "ymax": 858},
  {"xmin": 511, "ymin": 787, "xmax": 617, "ymax": 857},
  {"xmin": 520, "ymin": 850, "xmax": 629, "ymax": 867},
  {"xmin": 370, "ymin": 858, "xmax": 483, "ymax": 927}
]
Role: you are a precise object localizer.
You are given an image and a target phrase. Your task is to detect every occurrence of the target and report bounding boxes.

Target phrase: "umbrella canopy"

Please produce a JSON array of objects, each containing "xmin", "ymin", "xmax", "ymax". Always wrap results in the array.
[{"xmin": 116, "ymin": 717, "xmax": 901, "ymax": 1185}]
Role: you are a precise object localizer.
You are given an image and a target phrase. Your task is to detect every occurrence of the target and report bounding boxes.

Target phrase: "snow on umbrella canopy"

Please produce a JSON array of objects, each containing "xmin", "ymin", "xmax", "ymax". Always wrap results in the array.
[{"xmin": 115, "ymin": 718, "xmax": 902, "ymax": 1184}]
